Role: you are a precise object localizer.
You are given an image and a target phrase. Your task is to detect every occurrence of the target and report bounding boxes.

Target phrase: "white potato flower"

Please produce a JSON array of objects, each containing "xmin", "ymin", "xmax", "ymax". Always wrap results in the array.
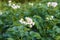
[
  {"xmin": 8, "ymin": 0, "xmax": 20, "ymax": 9},
  {"xmin": 25, "ymin": 17, "xmax": 34, "ymax": 24},
  {"xmin": 25, "ymin": 17, "xmax": 35, "ymax": 28},
  {"xmin": 51, "ymin": 2, "xmax": 58, "ymax": 7},
  {"xmin": 11, "ymin": 4, "xmax": 17, "ymax": 9},
  {"xmin": 47, "ymin": 2, "xmax": 58, "ymax": 7},
  {"xmin": 29, "ymin": 3, "xmax": 34, "ymax": 6},
  {"xmin": 11, "ymin": 4, "xmax": 20, "ymax": 9},
  {"xmin": 19, "ymin": 17, "xmax": 35, "ymax": 28},
  {"xmin": 46, "ymin": 16, "xmax": 54, "ymax": 20}
]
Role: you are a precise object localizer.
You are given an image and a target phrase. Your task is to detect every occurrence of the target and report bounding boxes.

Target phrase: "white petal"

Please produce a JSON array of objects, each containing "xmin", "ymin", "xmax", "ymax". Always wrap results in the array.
[
  {"xmin": 25, "ymin": 17, "xmax": 33, "ymax": 23},
  {"xmin": 19, "ymin": 18, "xmax": 24, "ymax": 23},
  {"xmin": 51, "ymin": 2, "xmax": 58, "ymax": 7},
  {"xmin": 47, "ymin": 2, "xmax": 51, "ymax": 7},
  {"xmin": 32, "ymin": 22, "xmax": 35, "ymax": 25},
  {"xmin": 29, "ymin": 25, "xmax": 32, "ymax": 28},
  {"xmin": 51, "ymin": 16, "xmax": 54, "ymax": 18},
  {"xmin": 0, "ymin": 11, "xmax": 2, "ymax": 15},
  {"xmin": 8, "ymin": 0, "xmax": 11, "ymax": 3}
]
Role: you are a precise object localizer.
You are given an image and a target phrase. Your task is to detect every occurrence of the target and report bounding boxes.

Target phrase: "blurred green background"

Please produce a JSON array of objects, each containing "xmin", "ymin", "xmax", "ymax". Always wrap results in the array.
[{"xmin": 0, "ymin": 0, "xmax": 60, "ymax": 40}]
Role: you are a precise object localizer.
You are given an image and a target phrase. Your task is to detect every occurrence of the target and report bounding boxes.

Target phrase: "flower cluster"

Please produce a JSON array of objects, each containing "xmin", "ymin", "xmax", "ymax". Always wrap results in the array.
[
  {"xmin": 8, "ymin": 0, "xmax": 20, "ymax": 9},
  {"xmin": 8, "ymin": 0, "xmax": 58, "ymax": 9},
  {"xmin": 11, "ymin": 4, "xmax": 20, "ymax": 9},
  {"xmin": 19, "ymin": 17, "xmax": 35, "ymax": 28},
  {"xmin": 46, "ymin": 16, "xmax": 54, "ymax": 20},
  {"xmin": 47, "ymin": 2, "xmax": 58, "ymax": 7}
]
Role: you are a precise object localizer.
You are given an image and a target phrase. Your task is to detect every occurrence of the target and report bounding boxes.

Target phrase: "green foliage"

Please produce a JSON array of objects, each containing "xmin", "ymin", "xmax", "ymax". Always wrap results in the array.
[{"xmin": 0, "ymin": 0, "xmax": 60, "ymax": 40}]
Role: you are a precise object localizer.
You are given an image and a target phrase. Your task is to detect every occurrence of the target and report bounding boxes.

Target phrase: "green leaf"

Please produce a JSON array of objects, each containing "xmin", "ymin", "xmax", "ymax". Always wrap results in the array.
[
  {"xmin": 0, "ymin": 20, "xmax": 3, "ymax": 24},
  {"xmin": 30, "ymin": 31, "xmax": 41, "ymax": 39},
  {"xmin": 7, "ymin": 38, "xmax": 14, "ymax": 40}
]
